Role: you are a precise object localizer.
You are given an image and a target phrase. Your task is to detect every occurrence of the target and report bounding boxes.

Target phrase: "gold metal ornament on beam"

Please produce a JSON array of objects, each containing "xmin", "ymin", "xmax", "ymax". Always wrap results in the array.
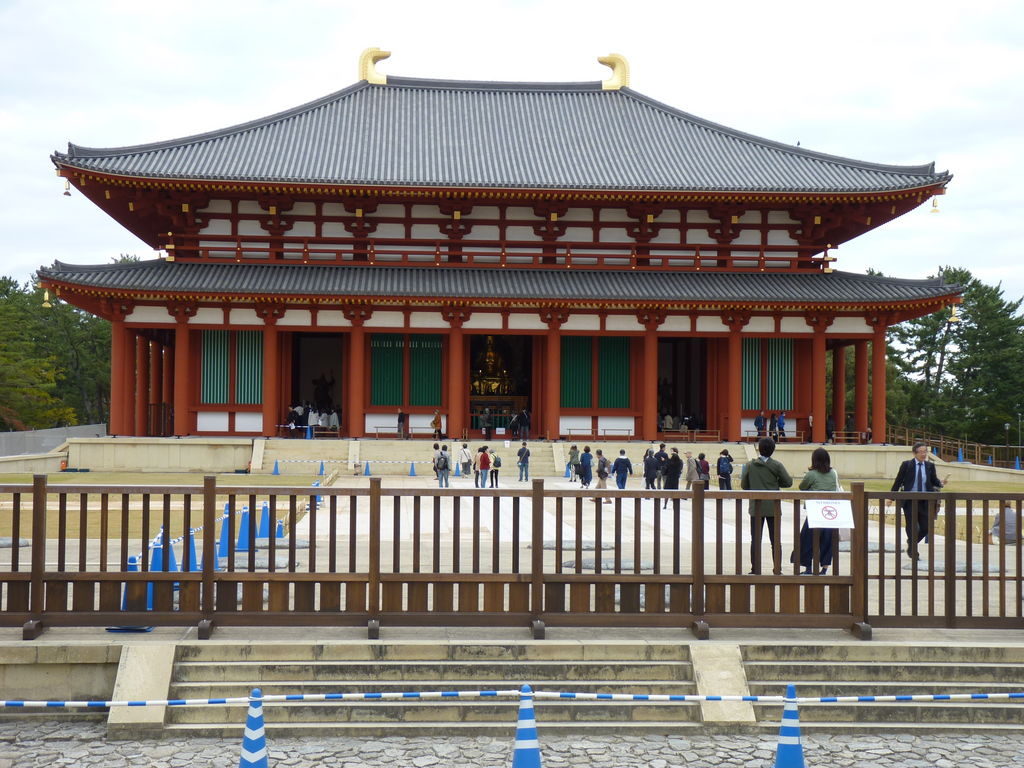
[
  {"xmin": 42, "ymin": 290, "xmax": 52, "ymax": 308},
  {"xmin": 930, "ymin": 198, "xmax": 940, "ymax": 213},
  {"xmin": 62, "ymin": 180, "xmax": 71, "ymax": 197},
  {"xmin": 948, "ymin": 304, "xmax": 960, "ymax": 323}
]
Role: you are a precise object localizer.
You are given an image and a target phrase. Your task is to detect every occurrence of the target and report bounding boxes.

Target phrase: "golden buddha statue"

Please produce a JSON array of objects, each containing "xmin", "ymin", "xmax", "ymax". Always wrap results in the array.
[{"xmin": 470, "ymin": 335, "xmax": 514, "ymax": 396}]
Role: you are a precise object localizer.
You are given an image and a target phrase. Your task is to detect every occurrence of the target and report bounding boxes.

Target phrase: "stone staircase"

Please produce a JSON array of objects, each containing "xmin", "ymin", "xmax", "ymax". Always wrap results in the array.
[
  {"xmin": 743, "ymin": 644, "xmax": 1024, "ymax": 732},
  {"xmin": 163, "ymin": 641, "xmax": 700, "ymax": 736}
]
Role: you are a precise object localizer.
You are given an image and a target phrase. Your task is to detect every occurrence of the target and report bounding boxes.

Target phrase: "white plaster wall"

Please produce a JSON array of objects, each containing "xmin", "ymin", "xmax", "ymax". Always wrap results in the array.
[
  {"xmin": 237, "ymin": 220, "xmax": 264, "ymax": 236},
  {"xmin": 364, "ymin": 311, "xmax": 405, "ymax": 328},
  {"xmin": 507, "ymin": 314, "xmax": 546, "ymax": 331},
  {"xmin": 228, "ymin": 309, "xmax": 261, "ymax": 326},
  {"xmin": 190, "ymin": 308, "xmax": 223, "ymax": 325},
  {"xmin": 561, "ymin": 314, "xmax": 600, "ymax": 331},
  {"xmin": 560, "ymin": 415, "xmax": 592, "ymax": 434},
  {"xmin": 766, "ymin": 231, "xmax": 798, "ymax": 246},
  {"xmin": 365, "ymin": 413, "xmax": 400, "ymax": 434},
  {"xmin": 198, "ymin": 199, "xmax": 232, "ymax": 214},
  {"xmin": 505, "ymin": 226, "xmax": 541, "ymax": 241},
  {"xmin": 661, "ymin": 316, "xmax": 691, "ymax": 332},
  {"xmin": 695, "ymin": 316, "xmax": 728, "ymax": 333},
  {"xmin": 278, "ymin": 309, "xmax": 313, "ymax": 327},
  {"xmin": 321, "ymin": 221, "xmax": 347, "ymax": 238},
  {"xmin": 463, "ymin": 313, "xmax": 503, "ymax": 330},
  {"xmin": 742, "ymin": 317, "xmax": 775, "ymax": 333},
  {"xmin": 598, "ymin": 416, "xmax": 635, "ymax": 435},
  {"xmin": 464, "ymin": 206, "xmax": 500, "ymax": 219},
  {"xmin": 408, "ymin": 312, "xmax": 447, "ymax": 329},
  {"xmin": 374, "ymin": 222, "xmax": 404, "ymax": 239},
  {"xmin": 197, "ymin": 412, "xmax": 229, "ymax": 432},
  {"xmin": 198, "ymin": 219, "xmax": 231, "ymax": 236},
  {"xmin": 377, "ymin": 204, "xmax": 405, "ymax": 218},
  {"xmin": 780, "ymin": 317, "xmax": 810, "ymax": 334},
  {"xmin": 605, "ymin": 315, "xmax": 642, "ymax": 332},
  {"xmin": 767, "ymin": 211, "xmax": 799, "ymax": 225},
  {"xmin": 235, "ymin": 413, "xmax": 263, "ymax": 432},
  {"xmin": 291, "ymin": 202, "xmax": 316, "ymax": 216},
  {"xmin": 316, "ymin": 310, "xmax": 352, "ymax": 327},
  {"xmin": 127, "ymin": 306, "xmax": 175, "ymax": 324},
  {"xmin": 560, "ymin": 208, "xmax": 592, "ymax": 222},
  {"xmin": 289, "ymin": 221, "xmax": 316, "ymax": 238},
  {"xmin": 827, "ymin": 317, "xmax": 872, "ymax": 334},
  {"xmin": 599, "ymin": 209, "xmax": 631, "ymax": 222}
]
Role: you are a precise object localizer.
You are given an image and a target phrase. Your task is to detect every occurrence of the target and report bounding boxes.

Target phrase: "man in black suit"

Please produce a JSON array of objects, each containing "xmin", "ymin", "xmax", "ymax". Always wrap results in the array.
[{"xmin": 891, "ymin": 442, "xmax": 946, "ymax": 558}]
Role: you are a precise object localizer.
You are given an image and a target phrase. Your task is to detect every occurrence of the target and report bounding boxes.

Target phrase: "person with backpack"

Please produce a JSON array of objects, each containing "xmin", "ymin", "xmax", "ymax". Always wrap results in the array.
[
  {"xmin": 431, "ymin": 442, "xmax": 441, "ymax": 478},
  {"xmin": 595, "ymin": 449, "xmax": 611, "ymax": 489},
  {"xmin": 516, "ymin": 442, "xmax": 531, "ymax": 482},
  {"xmin": 567, "ymin": 445, "xmax": 580, "ymax": 483},
  {"xmin": 741, "ymin": 438, "xmax": 794, "ymax": 574},
  {"xmin": 436, "ymin": 445, "xmax": 451, "ymax": 488},
  {"xmin": 489, "ymin": 450, "xmax": 502, "ymax": 487},
  {"xmin": 717, "ymin": 449, "xmax": 735, "ymax": 490}
]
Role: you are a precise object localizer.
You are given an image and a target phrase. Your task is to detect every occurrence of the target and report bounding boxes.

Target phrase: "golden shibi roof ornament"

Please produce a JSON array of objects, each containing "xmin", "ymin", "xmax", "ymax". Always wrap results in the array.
[
  {"xmin": 598, "ymin": 53, "xmax": 629, "ymax": 90},
  {"xmin": 359, "ymin": 48, "xmax": 390, "ymax": 84}
]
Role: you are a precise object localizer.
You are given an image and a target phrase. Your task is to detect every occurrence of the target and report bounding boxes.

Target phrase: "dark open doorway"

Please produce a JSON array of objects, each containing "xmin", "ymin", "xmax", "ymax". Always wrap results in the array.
[
  {"xmin": 468, "ymin": 334, "xmax": 533, "ymax": 435},
  {"xmin": 658, "ymin": 338, "xmax": 707, "ymax": 430},
  {"xmin": 291, "ymin": 333, "xmax": 344, "ymax": 413}
]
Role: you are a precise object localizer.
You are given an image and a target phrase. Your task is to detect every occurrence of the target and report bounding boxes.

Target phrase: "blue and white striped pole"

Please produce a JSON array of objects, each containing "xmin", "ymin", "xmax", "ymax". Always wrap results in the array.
[
  {"xmin": 239, "ymin": 687, "xmax": 268, "ymax": 768},
  {"xmin": 512, "ymin": 684, "xmax": 542, "ymax": 768},
  {"xmin": 774, "ymin": 684, "xmax": 805, "ymax": 768}
]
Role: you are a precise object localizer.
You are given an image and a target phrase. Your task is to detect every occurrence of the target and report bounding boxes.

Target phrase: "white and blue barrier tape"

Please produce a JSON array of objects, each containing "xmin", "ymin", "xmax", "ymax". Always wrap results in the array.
[{"xmin": 2, "ymin": 688, "xmax": 1022, "ymax": 709}]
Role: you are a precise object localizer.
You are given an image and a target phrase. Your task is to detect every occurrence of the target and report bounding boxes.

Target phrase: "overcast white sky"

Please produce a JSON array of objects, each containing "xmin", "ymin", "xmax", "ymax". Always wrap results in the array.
[{"xmin": 2, "ymin": 0, "xmax": 1022, "ymax": 301}]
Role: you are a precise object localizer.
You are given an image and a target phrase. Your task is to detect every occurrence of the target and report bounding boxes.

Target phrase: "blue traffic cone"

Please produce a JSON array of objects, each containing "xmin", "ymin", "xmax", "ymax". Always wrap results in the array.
[
  {"xmin": 107, "ymin": 555, "xmax": 154, "ymax": 633},
  {"xmin": 454, "ymin": 461, "xmax": 461, "ymax": 477},
  {"xmin": 363, "ymin": 461, "xmax": 371, "ymax": 476},
  {"xmin": 1016, "ymin": 456, "xmax": 1021, "ymax": 471},
  {"xmin": 512, "ymin": 684, "xmax": 542, "ymax": 768},
  {"xmin": 318, "ymin": 460, "xmax": 325, "ymax": 476},
  {"xmin": 235, "ymin": 506, "xmax": 254, "ymax": 552},
  {"xmin": 564, "ymin": 463, "xmax": 571, "ymax": 479},
  {"xmin": 218, "ymin": 502, "xmax": 232, "ymax": 558},
  {"xmin": 257, "ymin": 502, "xmax": 270, "ymax": 538},
  {"xmin": 181, "ymin": 528, "xmax": 200, "ymax": 572},
  {"xmin": 409, "ymin": 461, "xmax": 417, "ymax": 477},
  {"xmin": 238, "ymin": 687, "xmax": 269, "ymax": 768},
  {"xmin": 272, "ymin": 460, "xmax": 280, "ymax": 476},
  {"xmin": 311, "ymin": 480, "xmax": 323, "ymax": 504},
  {"xmin": 987, "ymin": 455, "xmax": 994, "ymax": 465},
  {"xmin": 773, "ymin": 684, "xmax": 806, "ymax": 768},
  {"xmin": 957, "ymin": 447, "xmax": 964, "ymax": 462},
  {"xmin": 148, "ymin": 534, "xmax": 179, "ymax": 574},
  {"xmin": 275, "ymin": 519, "xmax": 285, "ymax": 538}
]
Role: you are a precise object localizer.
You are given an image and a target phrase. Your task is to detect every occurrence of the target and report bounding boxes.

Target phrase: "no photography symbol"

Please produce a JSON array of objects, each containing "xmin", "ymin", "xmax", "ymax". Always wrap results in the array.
[{"xmin": 821, "ymin": 505, "xmax": 839, "ymax": 520}]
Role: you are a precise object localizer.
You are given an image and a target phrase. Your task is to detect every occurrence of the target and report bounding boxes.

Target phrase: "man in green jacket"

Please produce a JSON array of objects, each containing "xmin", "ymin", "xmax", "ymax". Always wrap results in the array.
[{"xmin": 740, "ymin": 438, "xmax": 793, "ymax": 574}]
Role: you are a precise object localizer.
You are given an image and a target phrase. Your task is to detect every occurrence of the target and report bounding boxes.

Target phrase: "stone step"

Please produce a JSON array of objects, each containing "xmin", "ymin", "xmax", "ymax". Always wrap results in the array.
[
  {"xmin": 169, "ymin": 680, "xmax": 699, "ymax": 697},
  {"xmin": 743, "ymin": 661, "xmax": 1024, "ymax": 683},
  {"xmin": 740, "ymin": 644, "xmax": 1024, "ymax": 663},
  {"xmin": 174, "ymin": 642, "xmax": 691, "ymax": 663},
  {"xmin": 747, "ymin": 681, "xmax": 1024, "ymax": 696},
  {"xmin": 751, "ymin": 702, "xmax": 1024, "ymax": 725},
  {"xmin": 164, "ymin": 700, "xmax": 701, "ymax": 724},
  {"xmin": 162, "ymin": 720, "xmax": 705, "ymax": 737},
  {"xmin": 173, "ymin": 660, "xmax": 694, "ymax": 683}
]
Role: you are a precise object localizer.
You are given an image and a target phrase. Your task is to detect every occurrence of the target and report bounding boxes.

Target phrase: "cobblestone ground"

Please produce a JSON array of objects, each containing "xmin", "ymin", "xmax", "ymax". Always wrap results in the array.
[{"xmin": 1, "ymin": 723, "xmax": 1023, "ymax": 767}]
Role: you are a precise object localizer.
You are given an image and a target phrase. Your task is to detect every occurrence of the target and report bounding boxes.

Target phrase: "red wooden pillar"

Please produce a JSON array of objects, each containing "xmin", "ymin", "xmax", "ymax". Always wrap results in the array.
[
  {"xmin": 109, "ymin": 318, "xmax": 129, "ymax": 435},
  {"xmin": 134, "ymin": 335, "xmax": 149, "ymax": 436},
  {"xmin": 447, "ymin": 323, "xmax": 466, "ymax": 439},
  {"xmin": 726, "ymin": 329, "xmax": 742, "ymax": 442},
  {"xmin": 123, "ymin": 329, "xmax": 138, "ymax": 436},
  {"xmin": 347, "ymin": 324, "xmax": 366, "ymax": 438},
  {"xmin": 173, "ymin": 318, "xmax": 192, "ymax": 436},
  {"xmin": 642, "ymin": 326, "xmax": 659, "ymax": 441},
  {"xmin": 811, "ymin": 328, "xmax": 827, "ymax": 443},
  {"xmin": 831, "ymin": 344, "xmax": 846, "ymax": 438},
  {"xmin": 261, "ymin": 323, "xmax": 280, "ymax": 437},
  {"xmin": 854, "ymin": 340, "xmax": 869, "ymax": 437},
  {"xmin": 870, "ymin": 325, "xmax": 887, "ymax": 443},
  {"xmin": 544, "ymin": 326, "xmax": 561, "ymax": 440}
]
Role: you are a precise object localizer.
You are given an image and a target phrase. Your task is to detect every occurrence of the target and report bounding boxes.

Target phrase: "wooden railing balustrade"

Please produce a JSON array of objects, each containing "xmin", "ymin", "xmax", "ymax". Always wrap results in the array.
[{"xmin": 1, "ymin": 477, "xmax": 1021, "ymax": 640}]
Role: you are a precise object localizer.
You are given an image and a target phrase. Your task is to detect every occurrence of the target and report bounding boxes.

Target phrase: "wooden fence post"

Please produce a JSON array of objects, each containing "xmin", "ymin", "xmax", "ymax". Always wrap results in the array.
[
  {"xmin": 850, "ymin": 482, "xmax": 871, "ymax": 639},
  {"xmin": 690, "ymin": 481, "xmax": 708, "ymax": 639},
  {"xmin": 198, "ymin": 475, "xmax": 217, "ymax": 639},
  {"xmin": 24, "ymin": 474, "xmax": 47, "ymax": 640},
  {"xmin": 943, "ymin": 494, "xmax": 957, "ymax": 627},
  {"xmin": 367, "ymin": 477, "xmax": 381, "ymax": 639},
  {"xmin": 531, "ymin": 478, "xmax": 545, "ymax": 639}
]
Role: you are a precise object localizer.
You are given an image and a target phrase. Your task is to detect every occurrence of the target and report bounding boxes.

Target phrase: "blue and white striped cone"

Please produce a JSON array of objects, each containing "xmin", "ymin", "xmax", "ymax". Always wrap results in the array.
[
  {"xmin": 239, "ymin": 687, "xmax": 269, "ymax": 768},
  {"xmin": 409, "ymin": 461, "xmax": 417, "ymax": 477},
  {"xmin": 363, "ymin": 461, "xmax": 371, "ymax": 476},
  {"xmin": 272, "ymin": 459, "xmax": 280, "ymax": 475},
  {"xmin": 511, "ymin": 684, "xmax": 542, "ymax": 768},
  {"xmin": 773, "ymin": 684, "xmax": 805, "ymax": 768}
]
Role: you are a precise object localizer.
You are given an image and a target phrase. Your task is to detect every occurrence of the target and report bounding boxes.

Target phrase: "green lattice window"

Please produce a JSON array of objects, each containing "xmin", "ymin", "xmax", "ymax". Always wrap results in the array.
[
  {"xmin": 409, "ymin": 334, "xmax": 442, "ymax": 406},
  {"xmin": 370, "ymin": 333, "xmax": 404, "ymax": 406},
  {"xmin": 766, "ymin": 339, "xmax": 793, "ymax": 411},
  {"xmin": 234, "ymin": 331, "xmax": 263, "ymax": 405},
  {"xmin": 201, "ymin": 330, "xmax": 229, "ymax": 404},
  {"xmin": 598, "ymin": 337, "xmax": 630, "ymax": 408},
  {"xmin": 742, "ymin": 338, "xmax": 761, "ymax": 410},
  {"xmin": 560, "ymin": 336, "xmax": 592, "ymax": 408}
]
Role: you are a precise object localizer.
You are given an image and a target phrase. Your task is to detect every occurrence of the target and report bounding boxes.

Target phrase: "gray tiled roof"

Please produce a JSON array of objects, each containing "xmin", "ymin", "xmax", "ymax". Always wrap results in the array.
[
  {"xmin": 38, "ymin": 260, "xmax": 959, "ymax": 306},
  {"xmin": 53, "ymin": 77, "xmax": 950, "ymax": 194}
]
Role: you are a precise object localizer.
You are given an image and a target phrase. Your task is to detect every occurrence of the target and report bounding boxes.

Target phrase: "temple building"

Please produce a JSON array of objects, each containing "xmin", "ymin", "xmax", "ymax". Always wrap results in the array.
[{"xmin": 41, "ymin": 50, "xmax": 958, "ymax": 443}]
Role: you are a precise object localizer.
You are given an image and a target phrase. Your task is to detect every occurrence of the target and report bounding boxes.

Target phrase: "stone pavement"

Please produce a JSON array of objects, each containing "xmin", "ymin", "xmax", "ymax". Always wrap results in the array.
[{"xmin": 1, "ymin": 722, "xmax": 1023, "ymax": 767}]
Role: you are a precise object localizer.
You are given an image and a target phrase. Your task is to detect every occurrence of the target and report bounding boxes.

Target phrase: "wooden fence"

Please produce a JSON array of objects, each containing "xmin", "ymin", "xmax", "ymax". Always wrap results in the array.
[{"xmin": 1, "ymin": 477, "xmax": 1021, "ymax": 639}]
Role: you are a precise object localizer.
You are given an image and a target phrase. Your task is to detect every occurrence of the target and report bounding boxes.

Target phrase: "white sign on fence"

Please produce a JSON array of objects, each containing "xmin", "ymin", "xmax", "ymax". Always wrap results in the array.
[{"xmin": 805, "ymin": 499, "xmax": 855, "ymax": 529}]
